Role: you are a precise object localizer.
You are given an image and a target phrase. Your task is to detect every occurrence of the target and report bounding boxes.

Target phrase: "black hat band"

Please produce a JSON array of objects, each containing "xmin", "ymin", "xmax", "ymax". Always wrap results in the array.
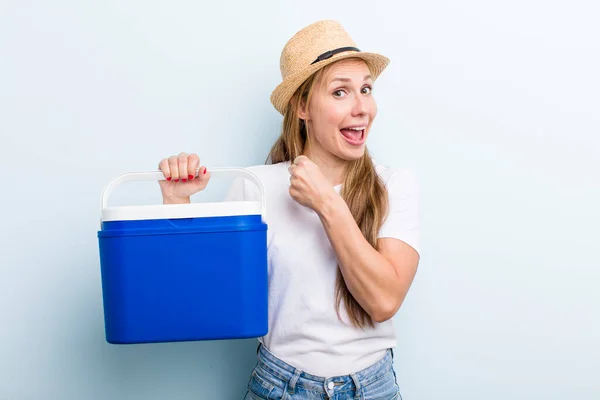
[{"xmin": 310, "ymin": 46, "xmax": 361, "ymax": 65}]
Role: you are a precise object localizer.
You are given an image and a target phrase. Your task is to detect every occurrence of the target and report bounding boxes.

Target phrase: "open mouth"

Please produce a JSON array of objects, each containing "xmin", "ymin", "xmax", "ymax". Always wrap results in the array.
[{"xmin": 340, "ymin": 126, "xmax": 366, "ymax": 146}]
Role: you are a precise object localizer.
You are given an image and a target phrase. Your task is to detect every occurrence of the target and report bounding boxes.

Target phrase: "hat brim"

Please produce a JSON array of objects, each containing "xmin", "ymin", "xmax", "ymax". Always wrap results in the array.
[{"xmin": 270, "ymin": 52, "xmax": 390, "ymax": 115}]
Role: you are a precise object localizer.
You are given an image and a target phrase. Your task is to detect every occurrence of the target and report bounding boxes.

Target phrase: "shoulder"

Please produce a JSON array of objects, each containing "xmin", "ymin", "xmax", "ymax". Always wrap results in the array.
[{"xmin": 374, "ymin": 162, "xmax": 419, "ymax": 193}]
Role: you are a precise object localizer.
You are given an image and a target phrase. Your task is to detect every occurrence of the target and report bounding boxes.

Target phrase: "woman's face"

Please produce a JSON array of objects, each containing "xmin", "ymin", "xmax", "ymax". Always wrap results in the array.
[{"xmin": 299, "ymin": 58, "xmax": 377, "ymax": 163}]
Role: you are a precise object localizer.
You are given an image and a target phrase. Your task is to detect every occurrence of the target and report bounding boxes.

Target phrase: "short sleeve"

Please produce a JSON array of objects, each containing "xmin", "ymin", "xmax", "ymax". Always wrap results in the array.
[{"xmin": 377, "ymin": 169, "xmax": 420, "ymax": 255}]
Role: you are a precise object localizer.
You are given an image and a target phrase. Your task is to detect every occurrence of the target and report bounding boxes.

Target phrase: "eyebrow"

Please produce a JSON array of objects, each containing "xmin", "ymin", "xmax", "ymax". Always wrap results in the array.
[{"xmin": 329, "ymin": 75, "xmax": 373, "ymax": 84}]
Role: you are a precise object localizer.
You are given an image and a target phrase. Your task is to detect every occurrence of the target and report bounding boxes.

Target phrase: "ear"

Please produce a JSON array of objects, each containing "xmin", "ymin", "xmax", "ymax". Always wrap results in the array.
[{"xmin": 297, "ymin": 98, "xmax": 309, "ymax": 121}]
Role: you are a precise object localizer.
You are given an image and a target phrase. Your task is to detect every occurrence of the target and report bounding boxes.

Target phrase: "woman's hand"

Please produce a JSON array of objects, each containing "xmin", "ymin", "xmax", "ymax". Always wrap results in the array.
[
  {"xmin": 158, "ymin": 152, "xmax": 210, "ymax": 204},
  {"xmin": 288, "ymin": 156, "xmax": 338, "ymax": 215}
]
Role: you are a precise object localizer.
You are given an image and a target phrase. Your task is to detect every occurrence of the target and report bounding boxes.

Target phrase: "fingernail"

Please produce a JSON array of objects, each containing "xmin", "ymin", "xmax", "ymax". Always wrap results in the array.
[
  {"xmin": 188, "ymin": 174, "xmax": 194, "ymax": 180},
  {"xmin": 182, "ymin": 179, "xmax": 187, "ymax": 182},
  {"xmin": 203, "ymin": 167, "xmax": 207, "ymax": 175},
  {"xmin": 175, "ymin": 179, "xmax": 179, "ymax": 182},
  {"xmin": 166, "ymin": 177, "xmax": 172, "ymax": 181}
]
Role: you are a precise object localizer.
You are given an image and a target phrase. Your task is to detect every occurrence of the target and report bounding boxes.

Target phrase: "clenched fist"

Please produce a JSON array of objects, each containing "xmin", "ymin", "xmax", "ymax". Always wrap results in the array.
[{"xmin": 288, "ymin": 156, "xmax": 339, "ymax": 214}]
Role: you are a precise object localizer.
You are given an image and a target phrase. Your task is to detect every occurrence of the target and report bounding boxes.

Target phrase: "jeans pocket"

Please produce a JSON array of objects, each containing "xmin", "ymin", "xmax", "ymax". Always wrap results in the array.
[
  {"xmin": 247, "ymin": 370, "xmax": 275, "ymax": 399},
  {"xmin": 245, "ymin": 390, "xmax": 265, "ymax": 400},
  {"xmin": 362, "ymin": 369, "xmax": 400, "ymax": 400}
]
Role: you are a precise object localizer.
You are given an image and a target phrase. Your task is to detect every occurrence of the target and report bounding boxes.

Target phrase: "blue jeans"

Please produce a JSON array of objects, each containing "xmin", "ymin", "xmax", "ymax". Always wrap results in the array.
[{"xmin": 243, "ymin": 345, "xmax": 403, "ymax": 399}]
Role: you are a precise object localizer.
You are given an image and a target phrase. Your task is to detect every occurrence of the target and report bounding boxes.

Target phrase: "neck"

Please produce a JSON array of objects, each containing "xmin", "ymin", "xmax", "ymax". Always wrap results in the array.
[{"xmin": 303, "ymin": 143, "xmax": 347, "ymax": 187}]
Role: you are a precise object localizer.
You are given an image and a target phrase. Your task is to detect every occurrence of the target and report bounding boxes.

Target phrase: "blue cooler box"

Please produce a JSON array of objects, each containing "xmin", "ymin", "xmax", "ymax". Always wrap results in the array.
[{"xmin": 97, "ymin": 168, "xmax": 268, "ymax": 344}]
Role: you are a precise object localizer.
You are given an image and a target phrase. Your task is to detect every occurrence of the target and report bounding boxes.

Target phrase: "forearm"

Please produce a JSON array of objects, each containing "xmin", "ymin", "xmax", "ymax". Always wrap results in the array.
[{"xmin": 317, "ymin": 194, "xmax": 405, "ymax": 322}]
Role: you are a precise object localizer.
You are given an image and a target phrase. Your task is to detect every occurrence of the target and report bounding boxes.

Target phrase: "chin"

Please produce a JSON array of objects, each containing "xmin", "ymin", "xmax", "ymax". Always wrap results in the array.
[{"xmin": 337, "ymin": 146, "xmax": 366, "ymax": 162}]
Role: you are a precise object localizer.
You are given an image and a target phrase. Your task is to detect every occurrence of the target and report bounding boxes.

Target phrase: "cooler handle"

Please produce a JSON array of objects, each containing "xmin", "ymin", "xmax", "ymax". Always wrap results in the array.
[{"xmin": 100, "ymin": 167, "xmax": 266, "ymax": 221}]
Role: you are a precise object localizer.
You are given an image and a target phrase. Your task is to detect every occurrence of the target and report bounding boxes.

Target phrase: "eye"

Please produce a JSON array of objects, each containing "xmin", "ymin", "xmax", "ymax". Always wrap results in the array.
[
  {"xmin": 333, "ymin": 89, "xmax": 347, "ymax": 98},
  {"xmin": 361, "ymin": 86, "xmax": 372, "ymax": 94}
]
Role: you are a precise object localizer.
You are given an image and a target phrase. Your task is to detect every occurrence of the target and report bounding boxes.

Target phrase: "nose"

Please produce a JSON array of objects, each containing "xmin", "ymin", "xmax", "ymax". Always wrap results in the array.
[{"xmin": 351, "ymin": 93, "xmax": 368, "ymax": 117}]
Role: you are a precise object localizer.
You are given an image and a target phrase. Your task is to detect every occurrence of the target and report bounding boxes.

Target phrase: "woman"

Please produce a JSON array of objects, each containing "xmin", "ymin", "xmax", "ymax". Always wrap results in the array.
[{"xmin": 158, "ymin": 20, "xmax": 420, "ymax": 400}]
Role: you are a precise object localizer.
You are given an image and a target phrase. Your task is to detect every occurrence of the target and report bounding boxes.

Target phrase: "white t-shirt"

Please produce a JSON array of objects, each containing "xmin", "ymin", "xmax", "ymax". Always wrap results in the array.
[{"xmin": 225, "ymin": 160, "xmax": 420, "ymax": 376}]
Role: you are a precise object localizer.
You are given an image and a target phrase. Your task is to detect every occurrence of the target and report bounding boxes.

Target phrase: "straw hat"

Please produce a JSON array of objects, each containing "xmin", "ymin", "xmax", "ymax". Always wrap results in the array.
[{"xmin": 270, "ymin": 20, "xmax": 390, "ymax": 115}]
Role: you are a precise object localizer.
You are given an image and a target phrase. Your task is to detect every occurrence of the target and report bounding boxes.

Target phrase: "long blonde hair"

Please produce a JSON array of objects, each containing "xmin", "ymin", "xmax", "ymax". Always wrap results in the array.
[{"xmin": 266, "ymin": 63, "xmax": 389, "ymax": 329}]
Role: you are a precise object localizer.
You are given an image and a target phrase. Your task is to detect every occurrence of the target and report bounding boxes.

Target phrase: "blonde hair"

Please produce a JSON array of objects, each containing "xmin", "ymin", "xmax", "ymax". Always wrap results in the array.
[{"xmin": 266, "ymin": 62, "xmax": 389, "ymax": 329}]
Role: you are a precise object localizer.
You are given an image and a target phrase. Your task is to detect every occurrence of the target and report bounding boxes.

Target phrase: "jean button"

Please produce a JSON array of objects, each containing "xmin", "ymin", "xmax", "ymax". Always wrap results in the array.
[{"xmin": 328, "ymin": 382, "xmax": 334, "ymax": 390}]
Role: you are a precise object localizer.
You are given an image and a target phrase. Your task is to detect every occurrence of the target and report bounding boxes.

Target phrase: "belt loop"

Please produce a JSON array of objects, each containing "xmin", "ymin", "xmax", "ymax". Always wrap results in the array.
[
  {"xmin": 287, "ymin": 368, "xmax": 302, "ymax": 395},
  {"xmin": 350, "ymin": 373, "xmax": 362, "ymax": 399}
]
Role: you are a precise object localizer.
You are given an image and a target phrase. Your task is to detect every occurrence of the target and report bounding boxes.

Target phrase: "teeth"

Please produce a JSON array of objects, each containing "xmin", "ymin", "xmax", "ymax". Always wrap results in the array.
[{"xmin": 345, "ymin": 127, "xmax": 365, "ymax": 131}]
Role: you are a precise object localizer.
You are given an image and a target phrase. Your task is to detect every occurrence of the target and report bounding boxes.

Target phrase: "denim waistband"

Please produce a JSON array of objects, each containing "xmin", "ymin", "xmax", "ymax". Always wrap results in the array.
[{"xmin": 255, "ymin": 344, "xmax": 394, "ymax": 394}]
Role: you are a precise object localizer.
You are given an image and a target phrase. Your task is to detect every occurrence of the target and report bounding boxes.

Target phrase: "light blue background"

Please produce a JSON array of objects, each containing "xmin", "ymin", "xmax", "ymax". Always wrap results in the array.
[{"xmin": 1, "ymin": 1, "xmax": 599, "ymax": 399}]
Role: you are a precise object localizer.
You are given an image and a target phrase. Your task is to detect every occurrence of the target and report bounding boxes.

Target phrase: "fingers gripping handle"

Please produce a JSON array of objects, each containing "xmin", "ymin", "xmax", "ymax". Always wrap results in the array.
[{"xmin": 100, "ymin": 168, "xmax": 266, "ymax": 222}]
